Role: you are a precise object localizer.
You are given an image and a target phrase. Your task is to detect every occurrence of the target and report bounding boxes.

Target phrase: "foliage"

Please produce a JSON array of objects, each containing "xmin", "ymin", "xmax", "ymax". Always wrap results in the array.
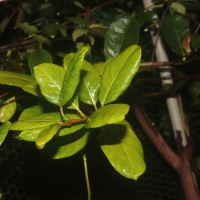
[
  {"xmin": 0, "ymin": 0, "xmax": 200, "ymax": 198},
  {"xmin": 0, "ymin": 44, "xmax": 145, "ymax": 180}
]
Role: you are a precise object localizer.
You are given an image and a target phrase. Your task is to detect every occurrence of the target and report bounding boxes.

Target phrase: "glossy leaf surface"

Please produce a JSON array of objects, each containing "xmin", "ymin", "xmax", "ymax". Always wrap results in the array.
[
  {"xmin": 18, "ymin": 105, "xmax": 44, "ymax": 120},
  {"xmin": 60, "ymin": 46, "xmax": 88, "ymax": 106},
  {"xmin": 0, "ymin": 71, "xmax": 36, "ymax": 88},
  {"xmin": 104, "ymin": 16, "xmax": 139, "ymax": 59},
  {"xmin": 36, "ymin": 124, "xmax": 60, "ymax": 149},
  {"xmin": 10, "ymin": 112, "xmax": 61, "ymax": 130},
  {"xmin": 0, "ymin": 97, "xmax": 16, "ymax": 123},
  {"xmin": 0, "ymin": 122, "xmax": 11, "ymax": 146},
  {"xmin": 19, "ymin": 127, "xmax": 47, "ymax": 141},
  {"xmin": 34, "ymin": 63, "xmax": 65, "ymax": 105},
  {"xmin": 28, "ymin": 48, "xmax": 53, "ymax": 76},
  {"xmin": 161, "ymin": 13, "xmax": 189, "ymax": 56},
  {"xmin": 86, "ymin": 104, "xmax": 129, "ymax": 128},
  {"xmin": 79, "ymin": 62, "xmax": 100, "ymax": 106},
  {"xmin": 98, "ymin": 120, "xmax": 146, "ymax": 180},
  {"xmin": 99, "ymin": 45, "xmax": 141, "ymax": 106}
]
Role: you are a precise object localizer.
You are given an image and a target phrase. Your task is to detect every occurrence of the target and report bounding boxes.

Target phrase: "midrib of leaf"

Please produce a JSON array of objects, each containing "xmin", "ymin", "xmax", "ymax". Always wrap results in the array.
[
  {"xmin": 101, "ymin": 62, "xmax": 124, "ymax": 106},
  {"xmin": 109, "ymin": 125, "xmax": 133, "ymax": 169},
  {"xmin": 83, "ymin": 79, "xmax": 97, "ymax": 108},
  {"xmin": 40, "ymin": 70, "xmax": 61, "ymax": 91}
]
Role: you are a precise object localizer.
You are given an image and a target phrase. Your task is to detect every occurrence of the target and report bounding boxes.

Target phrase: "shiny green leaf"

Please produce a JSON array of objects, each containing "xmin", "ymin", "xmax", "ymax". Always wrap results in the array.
[
  {"xmin": 161, "ymin": 13, "xmax": 189, "ymax": 56},
  {"xmin": 0, "ymin": 121, "xmax": 11, "ymax": 146},
  {"xmin": 18, "ymin": 105, "xmax": 44, "ymax": 120},
  {"xmin": 36, "ymin": 124, "xmax": 60, "ymax": 149},
  {"xmin": 28, "ymin": 48, "xmax": 53, "ymax": 76},
  {"xmin": 0, "ymin": 71, "xmax": 36, "ymax": 88},
  {"xmin": 60, "ymin": 46, "xmax": 89, "ymax": 106},
  {"xmin": 22, "ymin": 83, "xmax": 41, "ymax": 97},
  {"xmin": 10, "ymin": 112, "xmax": 61, "ymax": 130},
  {"xmin": 86, "ymin": 104, "xmax": 129, "ymax": 128},
  {"xmin": 99, "ymin": 45, "xmax": 141, "ymax": 106},
  {"xmin": 19, "ymin": 127, "xmax": 47, "ymax": 141},
  {"xmin": 104, "ymin": 16, "xmax": 139, "ymax": 59},
  {"xmin": 97, "ymin": 120, "xmax": 146, "ymax": 180},
  {"xmin": 0, "ymin": 97, "xmax": 16, "ymax": 123},
  {"xmin": 34, "ymin": 63, "xmax": 65, "ymax": 105},
  {"xmin": 79, "ymin": 62, "xmax": 100, "ymax": 106}
]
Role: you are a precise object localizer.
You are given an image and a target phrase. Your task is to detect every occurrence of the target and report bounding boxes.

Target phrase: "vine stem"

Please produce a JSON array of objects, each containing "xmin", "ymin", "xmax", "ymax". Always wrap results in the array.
[{"xmin": 83, "ymin": 154, "xmax": 91, "ymax": 200}]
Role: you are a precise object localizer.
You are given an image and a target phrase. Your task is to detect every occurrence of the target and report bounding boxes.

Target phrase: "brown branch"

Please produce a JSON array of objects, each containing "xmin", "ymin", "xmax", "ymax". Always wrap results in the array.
[
  {"xmin": 133, "ymin": 104, "xmax": 181, "ymax": 171},
  {"xmin": 58, "ymin": 117, "xmax": 88, "ymax": 127}
]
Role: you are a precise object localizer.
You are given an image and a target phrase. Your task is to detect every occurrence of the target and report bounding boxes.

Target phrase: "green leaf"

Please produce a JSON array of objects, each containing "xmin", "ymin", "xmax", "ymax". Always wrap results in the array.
[
  {"xmin": 171, "ymin": 2, "xmax": 186, "ymax": 15},
  {"xmin": 18, "ymin": 105, "xmax": 44, "ymax": 120},
  {"xmin": 0, "ymin": 122, "xmax": 11, "ymax": 146},
  {"xmin": 10, "ymin": 112, "xmax": 62, "ymax": 130},
  {"xmin": 36, "ymin": 124, "xmax": 60, "ymax": 149},
  {"xmin": 99, "ymin": 45, "xmax": 141, "ymax": 106},
  {"xmin": 79, "ymin": 62, "xmax": 100, "ymax": 106},
  {"xmin": 34, "ymin": 34, "xmax": 50, "ymax": 45},
  {"xmin": 19, "ymin": 127, "xmax": 47, "ymax": 141},
  {"xmin": 161, "ymin": 13, "xmax": 189, "ymax": 57},
  {"xmin": 86, "ymin": 104, "xmax": 129, "ymax": 128},
  {"xmin": 0, "ymin": 71, "xmax": 36, "ymax": 88},
  {"xmin": 59, "ymin": 124, "xmax": 85, "ymax": 136},
  {"xmin": 104, "ymin": 16, "xmax": 139, "ymax": 59},
  {"xmin": 0, "ymin": 97, "xmax": 17, "ymax": 123},
  {"xmin": 28, "ymin": 48, "xmax": 53, "ymax": 77},
  {"xmin": 191, "ymin": 34, "xmax": 200, "ymax": 51},
  {"xmin": 97, "ymin": 120, "xmax": 146, "ymax": 180},
  {"xmin": 22, "ymin": 82, "xmax": 41, "ymax": 97},
  {"xmin": 19, "ymin": 22, "xmax": 38, "ymax": 34},
  {"xmin": 72, "ymin": 28, "xmax": 87, "ymax": 42},
  {"xmin": 34, "ymin": 63, "xmax": 65, "ymax": 105},
  {"xmin": 60, "ymin": 46, "xmax": 88, "ymax": 106},
  {"xmin": 42, "ymin": 129, "xmax": 90, "ymax": 159},
  {"xmin": 89, "ymin": 24, "xmax": 107, "ymax": 37}
]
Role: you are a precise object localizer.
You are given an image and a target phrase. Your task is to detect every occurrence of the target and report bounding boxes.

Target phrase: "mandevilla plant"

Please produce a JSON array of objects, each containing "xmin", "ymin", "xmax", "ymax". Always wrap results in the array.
[{"xmin": 0, "ymin": 45, "xmax": 145, "ymax": 198}]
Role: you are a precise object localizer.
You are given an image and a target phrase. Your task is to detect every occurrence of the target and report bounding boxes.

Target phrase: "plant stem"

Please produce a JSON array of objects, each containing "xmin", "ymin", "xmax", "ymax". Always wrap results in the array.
[
  {"xmin": 83, "ymin": 153, "xmax": 91, "ymax": 200},
  {"xmin": 59, "ymin": 106, "xmax": 69, "ymax": 121}
]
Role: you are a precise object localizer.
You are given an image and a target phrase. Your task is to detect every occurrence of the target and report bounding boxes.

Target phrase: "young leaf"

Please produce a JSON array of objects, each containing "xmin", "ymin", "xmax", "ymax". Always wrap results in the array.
[
  {"xmin": 85, "ymin": 104, "xmax": 129, "ymax": 128},
  {"xmin": 28, "ymin": 48, "xmax": 53, "ymax": 77},
  {"xmin": 10, "ymin": 112, "xmax": 62, "ymax": 130},
  {"xmin": 161, "ymin": 13, "xmax": 189, "ymax": 57},
  {"xmin": 34, "ymin": 63, "xmax": 65, "ymax": 105},
  {"xmin": 36, "ymin": 124, "xmax": 60, "ymax": 149},
  {"xmin": 19, "ymin": 127, "xmax": 48, "ymax": 141},
  {"xmin": 97, "ymin": 120, "xmax": 146, "ymax": 180},
  {"xmin": 104, "ymin": 16, "xmax": 139, "ymax": 59},
  {"xmin": 0, "ymin": 97, "xmax": 17, "ymax": 123},
  {"xmin": 0, "ymin": 121, "xmax": 11, "ymax": 146},
  {"xmin": 79, "ymin": 62, "xmax": 100, "ymax": 106},
  {"xmin": 60, "ymin": 46, "xmax": 89, "ymax": 106},
  {"xmin": 99, "ymin": 45, "xmax": 141, "ymax": 106}
]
